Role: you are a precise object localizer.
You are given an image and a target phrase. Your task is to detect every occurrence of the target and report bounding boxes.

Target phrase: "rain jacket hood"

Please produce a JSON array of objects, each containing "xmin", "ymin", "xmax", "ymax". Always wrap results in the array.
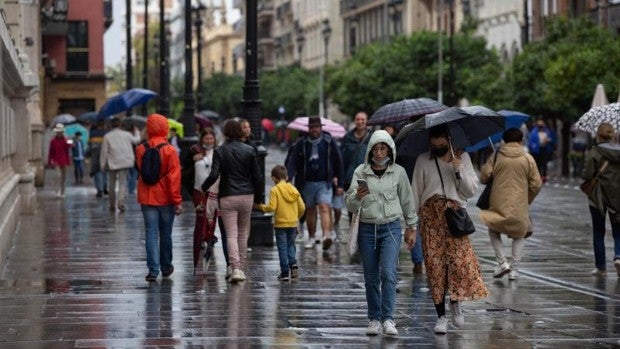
[
  {"xmin": 363, "ymin": 130, "xmax": 396, "ymax": 168},
  {"xmin": 583, "ymin": 143, "xmax": 620, "ymax": 222},
  {"xmin": 257, "ymin": 181, "xmax": 306, "ymax": 228},
  {"xmin": 498, "ymin": 141, "xmax": 527, "ymax": 158},
  {"xmin": 146, "ymin": 114, "xmax": 169, "ymax": 140},
  {"xmin": 345, "ymin": 130, "xmax": 417, "ymax": 228}
]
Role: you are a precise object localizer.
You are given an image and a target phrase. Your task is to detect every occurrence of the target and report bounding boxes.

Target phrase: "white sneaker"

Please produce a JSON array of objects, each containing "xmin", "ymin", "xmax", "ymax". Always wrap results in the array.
[
  {"xmin": 591, "ymin": 268, "xmax": 607, "ymax": 276},
  {"xmin": 433, "ymin": 316, "xmax": 449, "ymax": 334},
  {"xmin": 304, "ymin": 240, "xmax": 314, "ymax": 249},
  {"xmin": 366, "ymin": 320, "xmax": 381, "ymax": 336},
  {"xmin": 615, "ymin": 260, "xmax": 620, "ymax": 276},
  {"xmin": 230, "ymin": 269, "xmax": 246, "ymax": 282},
  {"xmin": 382, "ymin": 319, "xmax": 398, "ymax": 336},
  {"xmin": 508, "ymin": 270, "xmax": 518, "ymax": 280},
  {"xmin": 449, "ymin": 302, "xmax": 464, "ymax": 328},
  {"xmin": 225, "ymin": 266, "xmax": 233, "ymax": 280},
  {"xmin": 493, "ymin": 261, "xmax": 512, "ymax": 278}
]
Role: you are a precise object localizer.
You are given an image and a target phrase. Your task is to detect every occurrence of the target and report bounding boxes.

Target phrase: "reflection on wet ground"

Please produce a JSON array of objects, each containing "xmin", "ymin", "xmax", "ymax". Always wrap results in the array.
[{"xmin": 1, "ymin": 152, "xmax": 620, "ymax": 347}]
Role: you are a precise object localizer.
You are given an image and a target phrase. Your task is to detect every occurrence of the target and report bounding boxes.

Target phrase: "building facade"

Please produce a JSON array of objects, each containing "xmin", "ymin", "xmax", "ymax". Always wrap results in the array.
[
  {"xmin": 42, "ymin": 0, "xmax": 112, "ymax": 121},
  {"xmin": 0, "ymin": 0, "xmax": 43, "ymax": 265}
]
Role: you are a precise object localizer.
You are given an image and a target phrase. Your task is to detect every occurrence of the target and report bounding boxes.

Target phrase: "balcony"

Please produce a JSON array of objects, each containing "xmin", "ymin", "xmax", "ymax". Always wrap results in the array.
[
  {"xmin": 41, "ymin": 0, "xmax": 69, "ymax": 35},
  {"xmin": 276, "ymin": 1, "xmax": 292, "ymax": 21},
  {"xmin": 258, "ymin": 28, "xmax": 274, "ymax": 46}
]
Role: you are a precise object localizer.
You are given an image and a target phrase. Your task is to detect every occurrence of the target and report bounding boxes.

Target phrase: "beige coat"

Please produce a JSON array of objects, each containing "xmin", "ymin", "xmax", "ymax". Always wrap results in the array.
[{"xmin": 479, "ymin": 142, "xmax": 542, "ymax": 238}]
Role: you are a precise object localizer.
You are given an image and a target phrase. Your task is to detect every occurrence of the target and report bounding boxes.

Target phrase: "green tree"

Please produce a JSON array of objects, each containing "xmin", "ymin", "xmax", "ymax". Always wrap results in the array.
[
  {"xmin": 200, "ymin": 73, "xmax": 244, "ymax": 117},
  {"xmin": 259, "ymin": 65, "xmax": 319, "ymax": 119},
  {"xmin": 507, "ymin": 16, "xmax": 620, "ymax": 174},
  {"xmin": 326, "ymin": 31, "xmax": 506, "ymax": 117}
]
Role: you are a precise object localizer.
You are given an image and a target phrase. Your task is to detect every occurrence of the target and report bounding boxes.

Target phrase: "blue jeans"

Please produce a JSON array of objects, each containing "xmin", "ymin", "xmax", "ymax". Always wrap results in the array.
[
  {"xmin": 589, "ymin": 205, "xmax": 620, "ymax": 270},
  {"xmin": 93, "ymin": 170, "xmax": 108, "ymax": 192},
  {"xmin": 409, "ymin": 229, "xmax": 423, "ymax": 264},
  {"xmin": 142, "ymin": 205, "xmax": 176, "ymax": 276},
  {"xmin": 275, "ymin": 227, "xmax": 297, "ymax": 274},
  {"xmin": 127, "ymin": 167, "xmax": 138, "ymax": 194},
  {"xmin": 358, "ymin": 220, "xmax": 402, "ymax": 322}
]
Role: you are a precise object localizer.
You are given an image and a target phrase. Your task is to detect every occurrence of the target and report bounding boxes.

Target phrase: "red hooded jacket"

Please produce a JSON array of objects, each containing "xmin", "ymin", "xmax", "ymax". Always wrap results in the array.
[{"xmin": 135, "ymin": 114, "xmax": 182, "ymax": 206}]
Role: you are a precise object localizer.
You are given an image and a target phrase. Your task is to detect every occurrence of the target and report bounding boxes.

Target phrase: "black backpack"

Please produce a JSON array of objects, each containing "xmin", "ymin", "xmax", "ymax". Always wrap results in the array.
[{"xmin": 139, "ymin": 141, "xmax": 168, "ymax": 185}]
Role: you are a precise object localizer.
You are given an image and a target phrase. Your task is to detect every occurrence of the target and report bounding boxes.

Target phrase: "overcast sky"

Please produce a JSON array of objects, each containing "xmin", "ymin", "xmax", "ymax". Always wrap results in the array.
[{"xmin": 104, "ymin": 0, "xmax": 240, "ymax": 68}]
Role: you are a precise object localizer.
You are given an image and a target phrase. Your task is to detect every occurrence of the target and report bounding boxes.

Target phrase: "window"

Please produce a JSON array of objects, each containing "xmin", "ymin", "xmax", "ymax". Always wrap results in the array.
[{"xmin": 67, "ymin": 21, "xmax": 89, "ymax": 72}]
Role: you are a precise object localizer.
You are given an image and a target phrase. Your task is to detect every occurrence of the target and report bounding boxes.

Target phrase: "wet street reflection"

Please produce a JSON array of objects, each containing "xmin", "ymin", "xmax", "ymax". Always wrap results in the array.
[{"xmin": 0, "ymin": 149, "xmax": 619, "ymax": 347}]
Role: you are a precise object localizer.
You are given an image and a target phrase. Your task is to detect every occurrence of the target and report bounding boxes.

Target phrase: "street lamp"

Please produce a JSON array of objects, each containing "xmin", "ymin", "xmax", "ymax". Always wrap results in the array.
[
  {"xmin": 243, "ymin": 0, "xmax": 273, "ymax": 246},
  {"xmin": 193, "ymin": 2, "xmax": 206, "ymax": 111},
  {"xmin": 158, "ymin": 0, "xmax": 170, "ymax": 116},
  {"xmin": 319, "ymin": 19, "xmax": 331, "ymax": 118},
  {"xmin": 295, "ymin": 20, "xmax": 305, "ymax": 65},
  {"xmin": 126, "ymin": 0, "xmax": 132, "ymax": 115},
  {"xmin": 142, "ymin": 0, "xmax": 149, "ymax": 116},
  {"xmin": 181, "ymin": 0, "xmax": 196, "ymax": 143}
]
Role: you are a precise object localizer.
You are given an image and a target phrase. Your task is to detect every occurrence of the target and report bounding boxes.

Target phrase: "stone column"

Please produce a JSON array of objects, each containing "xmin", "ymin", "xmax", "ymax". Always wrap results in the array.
[{"xmin": 11, "ymin": 92, "xmax": 37, "ymax": 214}]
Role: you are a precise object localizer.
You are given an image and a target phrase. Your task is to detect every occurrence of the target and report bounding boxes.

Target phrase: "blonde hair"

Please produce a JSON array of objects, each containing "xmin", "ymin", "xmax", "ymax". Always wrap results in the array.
[{"xmin": 597, "ymin": 123, "xmax": 615, "ymax": 142}]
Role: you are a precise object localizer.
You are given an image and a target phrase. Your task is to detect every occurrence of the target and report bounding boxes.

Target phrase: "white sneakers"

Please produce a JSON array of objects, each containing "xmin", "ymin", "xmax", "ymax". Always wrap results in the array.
[
  {"xmin": 434, "ymin": 316, "xmax": 449, "ymax": 334},
  {"xmin": 366, "ymin": 320, "xmax": 381, "ymax": 336},
  {"xmin": 449, "ymin": 302, "xmax": 464, "ymax": 328},
  {"xmin": 366, "ymin": 320, "xmax": 397, "ymax": 336},
  {"xmin": 508, "ymin": 270, "xmax": 518, "ymax": 280},
  {"xmin": 493, "ymin": 261, "xmax": 512, "ymax": 278},
  {"xmin": 225, "ymin": 266, "xmax": 233, "ymax": 280},
  {"xmin": 304, "ymin": 239, "xmax": 314, "ymax": 249},
  {"xmin": 591, "ymin": 268, "xmax": 607, "ymax": 276},
  {"xmin": 230, "ymin": 268, "xmax": 246, "ymax": 282},
  {"xmin": 382, "ymin": 319, "xmax": 398, "ymax": 336}
]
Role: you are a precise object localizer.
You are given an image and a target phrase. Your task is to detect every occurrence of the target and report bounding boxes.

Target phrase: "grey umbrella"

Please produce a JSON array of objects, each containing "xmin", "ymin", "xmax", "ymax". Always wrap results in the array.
[
  {"xmin": 51, "ymin": 113, "xmax": 77, "ymax": 125},
  {"xmin": 367, "ymin": 98, "xmax": 447, "ymax": 126}
]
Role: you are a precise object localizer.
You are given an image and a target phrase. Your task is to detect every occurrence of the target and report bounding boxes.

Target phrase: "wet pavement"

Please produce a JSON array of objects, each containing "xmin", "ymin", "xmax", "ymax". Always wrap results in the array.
[{"xmin": 1, "ymin": 147, "xmax": 620, "ymax": 348}]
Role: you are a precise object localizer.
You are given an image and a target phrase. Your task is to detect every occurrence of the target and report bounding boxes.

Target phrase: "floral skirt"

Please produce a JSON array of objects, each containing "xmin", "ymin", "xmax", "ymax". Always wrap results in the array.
[{"xmin": 419, "ymin": 195, "xmax": 489, "ymax": 304}]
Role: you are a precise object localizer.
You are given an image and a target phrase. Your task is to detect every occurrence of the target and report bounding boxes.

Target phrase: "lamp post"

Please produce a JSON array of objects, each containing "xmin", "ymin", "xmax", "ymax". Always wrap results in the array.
[
  {"xmin": 194, "ymin": 3, "xmax": 206, "ymax": 111},
  {"xmin": 142, "ymin": 0, "xmax": 149, "ymax": 116},
  {"xmin": 158, "ymin": 0, "xmax": 170, "ymax": 116},
  {"xmin": 447, "ymin": 0, "xmax": 456, "ymax": 106},
  {"xmin": 295, "ymin": 21, "xmax": 305, "ymax": 65},
  {"xmin": 244, "ymin": 0, "xmax": 273, "ymax": 246},
  {"xmin": 126, "ymin": 0, "xmax": 133, "ymax": 115},
  {"xmin": 320, "ymin": 19, "xmax": 331, "ymax": 118},
  {"xmin": 181, "ymin": 0, "xmax": 196, "ymax": 143}
]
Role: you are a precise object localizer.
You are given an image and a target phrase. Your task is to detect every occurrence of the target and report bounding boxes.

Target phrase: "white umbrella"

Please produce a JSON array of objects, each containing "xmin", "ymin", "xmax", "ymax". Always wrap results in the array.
[{"xmin": 576, "ymin": 103, "xmax": 620, "ymax": 133}]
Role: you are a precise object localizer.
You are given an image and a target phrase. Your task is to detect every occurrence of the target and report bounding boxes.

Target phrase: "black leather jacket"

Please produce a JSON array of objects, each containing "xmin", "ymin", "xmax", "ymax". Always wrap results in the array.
[{"xmin": 201, "ymin": 139, "xmax": 263, "ymax": 198}]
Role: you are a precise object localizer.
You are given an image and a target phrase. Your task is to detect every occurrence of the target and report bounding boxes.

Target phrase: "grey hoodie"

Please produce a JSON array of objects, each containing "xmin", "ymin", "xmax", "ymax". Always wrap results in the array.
[{"xmin": 345, "ymin": 130, "xmax": 418, "ymax": 227}]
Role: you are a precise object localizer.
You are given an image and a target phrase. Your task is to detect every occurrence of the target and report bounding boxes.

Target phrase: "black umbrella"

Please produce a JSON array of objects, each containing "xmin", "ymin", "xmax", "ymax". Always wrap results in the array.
[
  {"xmin": 396, "ymin": 106, "xmax": 505, "ymax": 157},
  {"xmin": 367, "ymin": 98, "xmax": 447, "ymax": 126}
]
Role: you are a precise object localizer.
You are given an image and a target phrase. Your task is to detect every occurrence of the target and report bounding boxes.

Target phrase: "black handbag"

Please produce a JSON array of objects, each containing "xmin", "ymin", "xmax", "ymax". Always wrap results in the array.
[
  {"xmin": 435, "ymin": 158, "xmax": 476, "ymax": 238},
  {"xmin": 476, "ymin": 149, "xmax": 500, "ymax": 210}
]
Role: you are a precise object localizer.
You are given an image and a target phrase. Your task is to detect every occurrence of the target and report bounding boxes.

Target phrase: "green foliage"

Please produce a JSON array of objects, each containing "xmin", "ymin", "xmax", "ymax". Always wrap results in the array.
[
  {"xmin": 259, "ymin": 65, "xmax": 319, "ymax": 119},
  {"xmin": 508, "ymin": 16, "xmax": 620, "ymax": 121},
  {"xmin": 200, "ymin": 73, "xmax": 244, "ymax": 117},
  {"xmin": 326, "ymin": 31, "xmax": 505, "ymax": 117}
]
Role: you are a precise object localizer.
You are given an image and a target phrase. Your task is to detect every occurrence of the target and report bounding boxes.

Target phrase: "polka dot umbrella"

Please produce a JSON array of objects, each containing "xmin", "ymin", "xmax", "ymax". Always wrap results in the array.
[{"xmin": 576, "ymin": 103, "xmax": 620, "ymax": 134}]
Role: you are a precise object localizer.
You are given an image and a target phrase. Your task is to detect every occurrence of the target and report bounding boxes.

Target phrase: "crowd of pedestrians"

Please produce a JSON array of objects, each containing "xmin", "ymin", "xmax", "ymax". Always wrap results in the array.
[{"xmin": 45, "ymin": 109, "xmax": 620, "ymax": 339}]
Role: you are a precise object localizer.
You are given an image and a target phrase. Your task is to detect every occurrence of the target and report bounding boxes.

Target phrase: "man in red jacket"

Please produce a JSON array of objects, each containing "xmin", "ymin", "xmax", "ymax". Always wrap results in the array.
[{"xmin": 135, "ymin": 114, "xmax": 183, "ymax": 282}]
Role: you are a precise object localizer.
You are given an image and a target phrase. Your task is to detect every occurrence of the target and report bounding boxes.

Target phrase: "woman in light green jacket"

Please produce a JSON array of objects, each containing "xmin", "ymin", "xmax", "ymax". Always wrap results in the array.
[{"xmin": 345, "ymin": 130, "xmax": 418, "ymax": 337}]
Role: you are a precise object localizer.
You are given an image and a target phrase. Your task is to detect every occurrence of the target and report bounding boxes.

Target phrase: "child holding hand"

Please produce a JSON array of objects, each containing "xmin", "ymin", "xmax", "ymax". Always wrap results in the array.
[{"xmin": 254, "ymin": 165, "xmax": 305, "ymax": 281}]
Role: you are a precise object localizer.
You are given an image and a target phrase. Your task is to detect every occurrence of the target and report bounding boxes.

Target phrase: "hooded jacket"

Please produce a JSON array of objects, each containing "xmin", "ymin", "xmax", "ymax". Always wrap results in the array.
[
  {"xmin": 341, "ymin": 128, "xmax": 371, "ymax": 188},
  {"xmin": 479, "ymin": 142, "xmax": 542, "ymax": 238},
  {"xmin": 286, "ymin": 131, "xmax": 344, "ymax": 190},
  {"xmin": 583, "ymin": 143, "xmax": 620, "ymax": 222},
  {"xmin": 345, "ymin": 130, "xmax": 418, "ymax": 227},
  {"xmin": 257, "ymin": 180, "xmax": 306, "ymax": 228},
  {"xmin": 135, "ymin": 114, "xmax": 182, "ymax": 206}
]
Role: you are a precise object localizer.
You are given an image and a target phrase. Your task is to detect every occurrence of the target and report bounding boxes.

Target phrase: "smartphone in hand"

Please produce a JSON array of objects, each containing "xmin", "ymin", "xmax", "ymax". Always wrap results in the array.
[{"xmin": 357, "ymin": 179, "xmax": 368, "ymax": 189}]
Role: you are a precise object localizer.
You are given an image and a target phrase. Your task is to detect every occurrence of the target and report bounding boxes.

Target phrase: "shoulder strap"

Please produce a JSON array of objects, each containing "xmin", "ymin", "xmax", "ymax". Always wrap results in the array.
[
  {"xmin": 156, "ymin": 142, "xmax": 168, "ymax": 149},
  {"xmin": 595, "ymin": 160, "xmax": 609, "ymax": 178},
  {"xmin": 434, "ymin": 158, "xmax": 447, "ymax": 199}
]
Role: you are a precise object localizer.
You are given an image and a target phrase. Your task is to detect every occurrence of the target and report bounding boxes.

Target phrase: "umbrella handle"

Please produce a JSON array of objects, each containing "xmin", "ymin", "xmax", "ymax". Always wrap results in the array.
[{"xmin": 448, "ymin": 138, "xmax": 462, "ymax": 180}]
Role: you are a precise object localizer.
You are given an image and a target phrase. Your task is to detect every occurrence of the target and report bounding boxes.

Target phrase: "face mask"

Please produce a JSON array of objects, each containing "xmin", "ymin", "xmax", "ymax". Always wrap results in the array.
[
  {"xmin": 202, "ymin": 144, "xmax": 213, "ymax": 150},
  {"xmin": 431, "ymin": 146, "xmax": 449, "ymax": 157},
  {"xmin": 372, "ymin": 156, "xmax": 390, "ymax": 167}
]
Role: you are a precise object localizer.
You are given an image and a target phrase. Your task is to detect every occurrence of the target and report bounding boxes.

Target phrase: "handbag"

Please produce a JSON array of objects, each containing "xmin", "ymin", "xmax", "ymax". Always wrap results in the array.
[
  {"xmin": 476, "ymin": 149, "xmax": 500, "ymax": 210},
  {"xmin": 435, "ymin": 158, "xmax": 476, "ymax": 238},
  {"xmin": 580, "ymin": 160, "xmax": 609, "ymax": 198},
  {"xmin": 348, "ymin": 207, "xmax": 361, "ymax": 256}
]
